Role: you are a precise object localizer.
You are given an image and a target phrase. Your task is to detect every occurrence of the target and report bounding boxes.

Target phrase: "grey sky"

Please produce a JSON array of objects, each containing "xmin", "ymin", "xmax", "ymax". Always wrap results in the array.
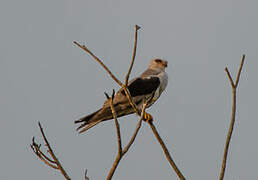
[{"xmin": 1, "ymin": 0, "xmax": 257, "ymax": 179}]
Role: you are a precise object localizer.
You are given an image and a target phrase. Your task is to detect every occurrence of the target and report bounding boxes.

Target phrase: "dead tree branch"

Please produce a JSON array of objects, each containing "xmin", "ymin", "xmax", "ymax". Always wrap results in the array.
[
  {"xmin": 74, "ymin": 25, "xmax": 185, "ymax": 179},
  {"xmin": 74, "ymin": 25, "xmax": 143, "ymax": 180},
  {"xmin": 84, "ymin": 169, "xmax": 90, "ymax": 180},
  {"xmin": 125, "ymin": 25, "xmax": 141, "ymax": 86},
  {"xmin": 73, "ymin": 25, "xmax": 141, "ymax": 115},
  {"xmin": 73, "ymin": 41, "xmax": 123, "ymax": 87},
  {"xmin": 105, "ymin": 90, "xmax": 122, "ymax": 155},
  {"xmin": 219, "ymin": 54, "xmax": 245, "ymax": 180},
  {"xmin": 31, "ymin": 122, "xmax": 71, "ymax": 180},
  {"xmin": 74, "ymin": 38, "xmax": 140, "ymax": 115},
  {"xmin": 148, "ymin": 121, "xmax": 186, "ymax": 180},
  {"xmin": 106, "ymin": 91, "xmax": 148, "ymax": 180}
]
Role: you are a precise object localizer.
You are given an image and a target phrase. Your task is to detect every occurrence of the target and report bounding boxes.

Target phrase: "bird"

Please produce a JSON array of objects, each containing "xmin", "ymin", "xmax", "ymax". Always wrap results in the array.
[{"xmin": 75, "ymin": 58, "xmax": 168, "ymax": 133}]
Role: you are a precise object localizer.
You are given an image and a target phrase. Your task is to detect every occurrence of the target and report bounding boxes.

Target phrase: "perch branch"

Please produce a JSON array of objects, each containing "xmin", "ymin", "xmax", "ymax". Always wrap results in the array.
[
  {"xmin": 31, "ymin": 122, "xmax": 71, "ymax": 180},
  {"xmin": 74, "ymin": 25, "xmax": 185, "ymax": 180},
  {"xmin": 73, "ymin": 41, "xmax": 140, "ymax": 115},
  {"xmin": 219, "ymin": 54, "xmax": 245, "ymax": 180},
  {"xmin": 148, "ymin": 121, "xmax": 186, "ymax": 180}
]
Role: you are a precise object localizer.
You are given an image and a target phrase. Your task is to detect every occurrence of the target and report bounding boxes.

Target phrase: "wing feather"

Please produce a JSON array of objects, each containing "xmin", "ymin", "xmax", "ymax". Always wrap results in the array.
[{"xmin": 121, "ymin": 77, "xmax": 160, "ymax": 97}]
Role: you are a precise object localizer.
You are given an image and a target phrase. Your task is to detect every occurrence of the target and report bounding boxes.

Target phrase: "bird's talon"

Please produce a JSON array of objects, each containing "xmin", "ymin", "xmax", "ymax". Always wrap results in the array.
[{"xmin": 144, "ymin": 112, "xmax": 153, "ymax": 123}]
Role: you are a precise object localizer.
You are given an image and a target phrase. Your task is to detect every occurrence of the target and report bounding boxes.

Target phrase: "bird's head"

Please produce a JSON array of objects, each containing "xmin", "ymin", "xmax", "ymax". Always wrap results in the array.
[{"xmin": 148, "ymin": 58, "xmax": 168, "ymax": 71}]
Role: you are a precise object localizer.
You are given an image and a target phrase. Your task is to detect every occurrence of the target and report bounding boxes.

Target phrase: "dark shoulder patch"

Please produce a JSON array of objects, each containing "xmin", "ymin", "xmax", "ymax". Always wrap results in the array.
[{"xmin": 121, "ymin": 77, "xmax": 160, "ymax": 97}]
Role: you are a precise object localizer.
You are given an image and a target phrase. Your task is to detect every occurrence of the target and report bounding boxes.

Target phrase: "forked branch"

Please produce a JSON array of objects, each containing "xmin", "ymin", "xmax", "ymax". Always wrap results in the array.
[
  {"xmin": 74, "ymin": 26, "xmax": 140, "ymax": 115},
  {"xmin": 74, "ymin": 25, "xmax": 185, "ymax": 179},
  {"xmin": 31, "ymin": 122, "xmax": 72, "ymax": 180},
  {"xmin": 219, "ymin": 55, "xmax": 245, "ymax": 180},
  {"xmin": 106, "ymin": 90, "xmax": 148, "ymax": 180}
]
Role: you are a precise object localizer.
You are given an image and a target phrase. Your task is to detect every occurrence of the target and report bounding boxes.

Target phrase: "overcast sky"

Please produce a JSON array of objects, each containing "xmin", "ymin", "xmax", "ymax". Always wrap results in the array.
[{"xmin": 1, "ymin": 0, "xmax": 258, "ymax": 179}]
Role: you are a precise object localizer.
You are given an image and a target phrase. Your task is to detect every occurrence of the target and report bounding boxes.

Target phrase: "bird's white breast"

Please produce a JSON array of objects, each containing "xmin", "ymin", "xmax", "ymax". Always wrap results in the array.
[
  {"xmin": 152, "ymin": 71, "xmax": 168, "ymax": 102},
  {"xmin": 158, "ymin": 71, "xmax": 168, "ymax": 93}
]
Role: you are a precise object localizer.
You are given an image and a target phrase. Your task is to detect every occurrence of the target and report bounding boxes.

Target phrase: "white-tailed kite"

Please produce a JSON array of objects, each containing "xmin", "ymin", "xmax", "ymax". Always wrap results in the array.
[{"xmin": 75, "ymin": 59, "xmax": 168, "ymax": 133}]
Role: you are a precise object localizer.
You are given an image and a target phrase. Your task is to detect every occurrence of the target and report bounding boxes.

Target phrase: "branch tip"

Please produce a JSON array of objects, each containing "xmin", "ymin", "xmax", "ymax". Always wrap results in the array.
[
  {"xmin": 104, "ymin": 92, "xmax": 110, "ymax": 99},
  {"xmin": 135, "ymin": 25, "xmax": 141, "ymax": 30},
  {"xmin": 219, "ymin": 55, "xmax": 246, "ymax": 180},
  {"xmin": 235, "ymin": 55, "xmax": 245, "ymax": 87},
  {"xmin": 225, "ymin": 67, "xmax": 234, "ymax": 88},
  {"xmin": 84, "ymin": 169, "xmax": 89, "ymax": 180},
  {"xmin": 112, "ymin": 89, "xmax": 115, "ymax": 99}
]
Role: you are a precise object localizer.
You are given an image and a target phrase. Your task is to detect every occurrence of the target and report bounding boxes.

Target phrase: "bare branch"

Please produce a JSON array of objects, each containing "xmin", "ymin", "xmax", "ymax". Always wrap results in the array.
[
  {"xmin": 31, "ymin": 137, "xmax": 56, "ymax": 164},
  {"xmin": 74, "ymin": 26, "xmax": 185, "ymax": 180},
  {"xmin": 84, "ymin": 169, "xmax": 90, "ymax": 180},
  {"xmin": 74, "ymin": 40, "xmax": 140, "ymax": 115},
  {"xmin": 125, "ymin": 25, "xmax": 141, "ymax": 86},
  {"xmin": 106, "ymin": 103, "xmax": 148, "ymax": 180},
  {"xmin": 106, "ymin": 149, "xmax": 122, "ymax": 180},
  {"xmin": 31, "ymin": 122, "xmax": 71, "ymax": 180},
  {"xmin": 148, "ymin": 121, "xmax": 186, "ymax": 180},
  {"xmin": 219, "ymin": 55, "xmax": 245, "ymax": 180},
  {"xmin": 73, "ymin": 41, "xmax": 123, "ymax": 87},
  {"xmin": 109, "ymin": 90, "xmax": 122, "ymax": 155},
  {"xmin": 31, "ymin": 139, "xmax": 59, "ymax": 169},
  {"xmin": 225, "ymin": 68, "xmax": 235, "ymax": 88},
  {"xmin": 235, "ymin": 54, "xmax": 245, "ymax": 88}
]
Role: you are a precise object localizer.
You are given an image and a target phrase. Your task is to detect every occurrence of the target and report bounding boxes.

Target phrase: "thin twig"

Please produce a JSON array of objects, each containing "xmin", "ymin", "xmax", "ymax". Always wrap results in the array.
[
  {"xmin": 73, "ymin": 41, "xmax": 123, "ymax": 87},
  {"xmin": 219, "ymin": 55, "xmax": 245, "ymax": 180},
  {"xmin": 85, "ymin": 169, "xmax": 90, "ymax": 180},
  {"xmin": 122, "ymin": 25, "xmax": 142, "ymax": 115},
  {"xmin": 235, "ymin": 55, "xmax": 245, "ymax": 88},
  {"xmin": 31, "ymin": 137, "xmax": 57, "ymax": 164},
  {"xmin": 105, "ymin": 90, "xmax": 123, "ymax": 180},
  {"xmin": 148, "ymin": 121, "xmax": 186, "ymax": 180},
  {"xmin": 31, "ymin": 141, "xmax": 59, "ymax": 169},
  {"xmin": 37, "ymin": 148, "xmax": 56, "ymax": 163},
  {"xmin": 31, "ymin": 122, "xmax": 71, "ymax": 180},
  {"xmin": 125, "ymin": 25, "xmax": 141, "ymax": 86},
  {"xmin": 109, "ymin": 90, "xmax": 122, "ymax": 155},
  {"xmin": 225, "ymin": 68, "xmax": 235, "ymax": 88}
]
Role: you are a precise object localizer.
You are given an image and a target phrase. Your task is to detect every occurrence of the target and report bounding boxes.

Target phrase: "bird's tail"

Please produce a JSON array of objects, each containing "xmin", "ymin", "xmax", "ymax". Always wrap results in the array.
[
  {"xmin": 75, "ymin": 103, "xmax": 135, "ymax": 134},
  {"xmin": 75, "ymin": 109, "xmax": 102, "ymax": 133},
  {"xmin": 75, "ymin": 107, "xmax": 115, "ymax": 134}
]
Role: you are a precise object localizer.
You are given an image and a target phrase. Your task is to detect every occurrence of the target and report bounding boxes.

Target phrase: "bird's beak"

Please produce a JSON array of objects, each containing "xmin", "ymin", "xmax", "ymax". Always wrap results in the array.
[{"xmin": 162, "ymin": 61, "xmax": 168, "ymax": 68}]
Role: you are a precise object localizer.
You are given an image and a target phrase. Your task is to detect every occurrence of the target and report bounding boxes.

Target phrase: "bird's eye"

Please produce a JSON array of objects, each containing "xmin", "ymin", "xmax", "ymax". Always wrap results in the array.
[{"xmin": 155, "ymin": 59, "xmax": 162, "ymax": 63}]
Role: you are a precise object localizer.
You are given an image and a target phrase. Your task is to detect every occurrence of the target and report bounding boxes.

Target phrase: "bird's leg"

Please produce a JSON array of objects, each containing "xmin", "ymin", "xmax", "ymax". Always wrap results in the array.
[
  {"xmin": 142, "ymin": 94, "xmax": 154, "ymax": 123},
  {"xmin": 144, "ymin": 112, "xmax": 153, "ymax": 123}
]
